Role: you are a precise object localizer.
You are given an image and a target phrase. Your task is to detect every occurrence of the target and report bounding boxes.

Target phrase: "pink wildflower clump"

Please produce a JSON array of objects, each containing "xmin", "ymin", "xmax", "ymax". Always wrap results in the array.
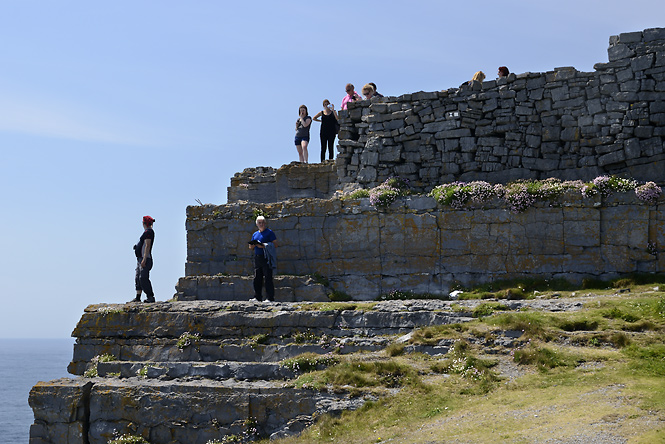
[{"xmin": 635, "ymin": 181, "xmax": 662, "ymax": 205}]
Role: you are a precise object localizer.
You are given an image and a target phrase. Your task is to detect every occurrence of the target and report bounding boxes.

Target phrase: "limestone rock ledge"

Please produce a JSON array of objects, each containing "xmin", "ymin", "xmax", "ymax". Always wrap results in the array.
[{"xmin": 30, "ymin": 377, "xmax": 361, "ymax": 444}]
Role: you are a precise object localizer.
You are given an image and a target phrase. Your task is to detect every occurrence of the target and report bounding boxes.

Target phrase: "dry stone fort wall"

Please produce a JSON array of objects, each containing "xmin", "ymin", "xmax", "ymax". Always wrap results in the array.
[{"xmin": 335, "ymin": 28, "xmax": 665, "ymax": 192}]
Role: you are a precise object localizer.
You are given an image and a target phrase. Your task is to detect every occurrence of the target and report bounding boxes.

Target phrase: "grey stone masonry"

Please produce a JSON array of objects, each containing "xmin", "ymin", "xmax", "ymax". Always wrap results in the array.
[
  {"xmin": 184, "ymin": 192, "xmax": 664, "ymax": 300},
  {"xmin": 336, "ymin": 28, "xmax": 665, "ymax": 192},
  {"xmin": 228, "ymin": 161, "xmax": 338, "ymax": 204}
]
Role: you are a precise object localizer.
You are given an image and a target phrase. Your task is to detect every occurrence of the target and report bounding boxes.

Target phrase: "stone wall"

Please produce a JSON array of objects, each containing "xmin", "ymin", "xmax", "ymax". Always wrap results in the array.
[
  {"xmin": 227, "ymin": 161, "xmax": 338, "ymax": 204},
  {"xmin": 336, "ymin": 28, "xmax": 665, "ymax": 191},
  {"xmin": 183, "ymin": 192, "xmax": 664, "ymax": 299}
]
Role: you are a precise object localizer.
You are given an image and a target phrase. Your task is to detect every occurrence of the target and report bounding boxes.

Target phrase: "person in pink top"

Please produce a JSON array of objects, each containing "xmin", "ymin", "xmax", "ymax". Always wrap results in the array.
[{"xmin": 341, "ymin": 83, "xmax": 361, "ymax": 110}]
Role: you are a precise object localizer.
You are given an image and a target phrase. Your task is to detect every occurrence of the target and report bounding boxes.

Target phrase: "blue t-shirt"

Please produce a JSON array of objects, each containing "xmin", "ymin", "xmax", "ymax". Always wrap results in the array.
[{"xmin": 252, "ymin": 228, "xmax": 276, "ymax": 255}]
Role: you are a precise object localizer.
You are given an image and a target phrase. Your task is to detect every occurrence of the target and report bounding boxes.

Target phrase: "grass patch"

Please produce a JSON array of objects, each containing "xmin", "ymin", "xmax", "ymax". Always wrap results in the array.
[
  {"xmin": 261, "ymin": 289, "xmax": 665, "ymax": 444},
  {"xmin": 512, "ymin": 343, "xmax": 581, "ymax": 371},
  {"xmin": 282, "ymin": 353, "xmax": 339, "ymax": 373},
  {"xmin": 377, "ymin": 289, "xmax": 447, "ymax": 301},
  {"xmin": 291, "ymin": 330, "xmax": 320, "ymax": 344},
  {"xmin": 328, "ymin": 290, "xmax": 352, "ymax": 302},
  {"xmin": 385, "ymin": 343, "xmax": 405, "ymax": 356},
  {"xmin": 108, "ymin": 435, "xmax": 149, "ymax": 444},
  {"xmin": 408, "ymin": 323, "xmax": 469, "ymax": 345},
  {"xmin": 248, "ymin": 333, "xmax": 270, "ymax": 347},
  {"xmin": 472, "ymin": 302, "xmax": 511, "ymax": 318},
  {"xmin": 299, "ymin": 302, "xmax": 377, "ymax": 312},
  {"xmin": 344, "ymin": 189, "xmax": 370, "ymax": 199}
]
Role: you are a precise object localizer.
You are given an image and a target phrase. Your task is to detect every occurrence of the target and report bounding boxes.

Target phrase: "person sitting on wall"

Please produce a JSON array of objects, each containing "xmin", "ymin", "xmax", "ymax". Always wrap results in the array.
[
  {"xmin": 341, "ymin": 83, "xmax": 361, "ymax": 110},
  {"xmin": 294, "ymin": 104, "xmax": 311, "ymax": 163},
  {"xmin": 498, "ymin": 66, "xmax": 510, "ymax": 78},
  {"xmin": 312, "ymin": 99, "xmax": 339, "ymax": 162},
  {"xmin": 459, "ymin": 71, "xmax": 486, "ymax": 88},
  {"xmin": 248, "ymin": 216, "xmax": 278, "ymax": 303},
  {"xmin": 368, "ymin": 82, "xmax": 383, "ymax": 98},
  {"xmin": 362, "ymin": 83, "xmax": 378, "ymax": 100}
]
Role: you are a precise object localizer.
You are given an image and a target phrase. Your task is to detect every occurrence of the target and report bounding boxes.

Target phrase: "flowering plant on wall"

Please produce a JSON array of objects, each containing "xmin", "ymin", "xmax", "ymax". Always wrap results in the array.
[
  {"xmin": 355, "ymin": 175, "xmax": 662, "ymax": 212},
  {"xmin": 635, "ymin": 181, "xmax": 663, "ymax": 205},
  {"xmin": 368, "ymin": 177, "xmax": 410, "ymax": 208},
  {"xmin": 427, "ymin": 176, "xmax": 662, "ymax": 213}
]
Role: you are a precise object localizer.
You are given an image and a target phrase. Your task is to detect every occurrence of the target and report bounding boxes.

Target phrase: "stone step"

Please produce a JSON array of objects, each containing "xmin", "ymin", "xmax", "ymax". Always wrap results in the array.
[
  {"xmin": 97, "ymin": 360, "xmax": 297, "ymax": 380},
  {"xmin": 92, "ymin": 339, "xmax": 452, "ymax": 381},
  {"xmin": 71, "ymin": 339, "xmax": 386, "ymax": 375},
  {"xmin": 174, "ymin": 274, "xmax": 330, "ymax": 302},
  {"xmin": 77, "ymin": 300, "xmax": 473, "ymax": 340},
  {"xmin": 69, "ymin": 300, "xmax": 472, "ymax": 374},
  {"xmin": 30, "ymin": 376, "xmax": 363, "ymax": 444}
]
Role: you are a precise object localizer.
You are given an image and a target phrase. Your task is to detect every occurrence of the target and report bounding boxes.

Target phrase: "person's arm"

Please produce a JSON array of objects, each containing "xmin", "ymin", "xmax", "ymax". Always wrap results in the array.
[
  {"xmin": 312, "ymin": 111, "xmax": 323, "ymax": 122},
  {"xmin": 141, "ymin": 239, "xmax": 152, "ymax": 267},
  {"xmin": 300, "ymin": 117, "xmax": 311, "ymax": 128}
]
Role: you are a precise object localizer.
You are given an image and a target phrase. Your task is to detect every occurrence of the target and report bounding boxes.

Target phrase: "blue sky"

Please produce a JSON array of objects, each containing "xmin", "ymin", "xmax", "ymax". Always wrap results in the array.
[{"xmin": 1, "ymin": 1, "xmax": 663, "ymax": 338}]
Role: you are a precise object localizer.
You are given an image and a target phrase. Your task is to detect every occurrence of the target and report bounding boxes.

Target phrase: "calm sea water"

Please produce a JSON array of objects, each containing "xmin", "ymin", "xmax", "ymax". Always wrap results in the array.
[{"xmin": 0, "ymin": 338, "xmax": 74, "ymax": 444}]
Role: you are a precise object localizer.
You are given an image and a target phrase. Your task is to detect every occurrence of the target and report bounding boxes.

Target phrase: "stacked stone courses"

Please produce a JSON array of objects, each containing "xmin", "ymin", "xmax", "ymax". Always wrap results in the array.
[
  {"xmin": 334, "ymin": 28, "xmax": 665, "ymax": 191},
  {"xmin": 183, "ymin": 192, "xmax": 664, "ymax": 299}
]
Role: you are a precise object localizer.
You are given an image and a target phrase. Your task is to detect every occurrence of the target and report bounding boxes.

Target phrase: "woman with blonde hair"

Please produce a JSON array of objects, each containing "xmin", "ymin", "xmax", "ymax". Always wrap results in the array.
[
  {"xmin": 294, "ymin": 104, "xmax": 311, "ymax": 163},
  {"xmin": 313, "ymin": 99, "xmax": 339, "ymax": 162},
  {"xmin": 460, "ymin": 71, "xmax": 486, "ymax": 88},
  {"xmin": 471, "ymin": 71, "xmax": 486, "ymax": 82},
  {"xmin": 361, "ymin": 83, "xmax": 376, "ymax": 99}
]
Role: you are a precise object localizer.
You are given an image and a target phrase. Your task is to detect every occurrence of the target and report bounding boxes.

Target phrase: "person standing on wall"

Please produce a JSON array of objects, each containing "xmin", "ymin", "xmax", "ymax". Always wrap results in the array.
[
  {"xmin": 130, "ymin": 215, "xmax": 156, "ymax": 303},
  {"xmin": 312, "ymin": 99, "xmax": 339, "ymax": 162},
  {"xmin": 341, "ymin": 83, "xmax": 361, "ymax": 110},
  {"xmin": 248, "ymin": 215, "xmax": 278, "ymax": 302},
  {"xmin": 295, "ymin": 105, "xmax": 311, "ymax": 163},
  {"xmin": 368, "ymin": 82, "xmax": 383, "ymax": 98}
]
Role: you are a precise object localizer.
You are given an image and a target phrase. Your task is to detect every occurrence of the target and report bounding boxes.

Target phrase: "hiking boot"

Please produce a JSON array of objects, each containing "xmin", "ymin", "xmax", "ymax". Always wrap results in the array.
[
  {"xmin": 144, "ymin": 297, "xmax": 156, "ymax": 303},
  {"xmin": 128, "ymin": 296, "xmax": 141, "ymax": 303}
]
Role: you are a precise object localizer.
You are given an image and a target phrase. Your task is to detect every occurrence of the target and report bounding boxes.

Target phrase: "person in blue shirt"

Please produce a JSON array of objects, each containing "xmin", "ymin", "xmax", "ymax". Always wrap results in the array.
[{"xmin": 248, "ymin": 215, "xmax": 278, "ymax": 302}]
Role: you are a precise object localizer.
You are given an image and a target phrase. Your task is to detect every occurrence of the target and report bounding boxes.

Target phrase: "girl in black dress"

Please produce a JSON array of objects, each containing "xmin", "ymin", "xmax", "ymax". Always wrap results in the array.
[{"xmin": 312, "ymin": 99, "xmax": 339, "ymax": 162}]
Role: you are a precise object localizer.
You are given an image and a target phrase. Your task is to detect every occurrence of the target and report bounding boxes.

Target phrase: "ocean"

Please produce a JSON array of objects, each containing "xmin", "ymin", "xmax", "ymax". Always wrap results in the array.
[{"xmin": 0, "ymin": 338, "xmax": 75, "ymax": 444}]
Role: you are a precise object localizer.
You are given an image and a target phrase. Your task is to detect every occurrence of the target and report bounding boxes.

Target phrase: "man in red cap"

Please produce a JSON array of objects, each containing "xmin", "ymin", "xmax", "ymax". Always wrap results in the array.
[{"xmin": 130, "ymin": 216, "xmax": 156, "ymax": 303}]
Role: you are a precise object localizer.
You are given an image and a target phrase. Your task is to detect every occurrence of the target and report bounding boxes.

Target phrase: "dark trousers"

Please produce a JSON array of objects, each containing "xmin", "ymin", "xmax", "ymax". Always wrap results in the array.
[
  {"xmin": 135, "ymin": 257, "xmax": 154, "ymax": 297},
  {"xmin": 253, "ymin": 254, "xmax": 274, "ymax": 301},
  {"xmin": 320, "ymin": 132, "xmax": 336, "ymax": 162}
]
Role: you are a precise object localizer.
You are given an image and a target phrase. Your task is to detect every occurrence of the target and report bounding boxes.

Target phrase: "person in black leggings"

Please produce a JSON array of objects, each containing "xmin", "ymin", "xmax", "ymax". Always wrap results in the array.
[{"xmin": 312, "ymin": 99, "xmax": 339, "ymax": 162}]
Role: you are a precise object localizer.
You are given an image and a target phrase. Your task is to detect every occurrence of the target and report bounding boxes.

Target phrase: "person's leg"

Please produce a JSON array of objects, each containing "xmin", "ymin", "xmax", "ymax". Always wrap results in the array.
[
  {"xmin": 139, "ymin": 258, "xmax": 155, "ymax": 302},
  {"xmin": 132, "ymin": 261, "xmax": 142, "ymax": 302},
  {"xmin": 320, "ymin": 133, "xmax": 326, "ymax": 163},
  {"xmin": 301, "ymin": 139, "xmax": 309, "ymax": 163},
  {"xmin": 296, "ymin": 143, "xmax": 304, "ymax": 163},
  {"xmin": 253, "ymin": 255, "xmax": 264, "ymax": 300},
  {"xmin": 327, "ymin": 134, "xmax": 336, "ymax": 160},
  {"xmin": 263, "ymin": 260, "xmax": 274, "ymax": 301}
]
